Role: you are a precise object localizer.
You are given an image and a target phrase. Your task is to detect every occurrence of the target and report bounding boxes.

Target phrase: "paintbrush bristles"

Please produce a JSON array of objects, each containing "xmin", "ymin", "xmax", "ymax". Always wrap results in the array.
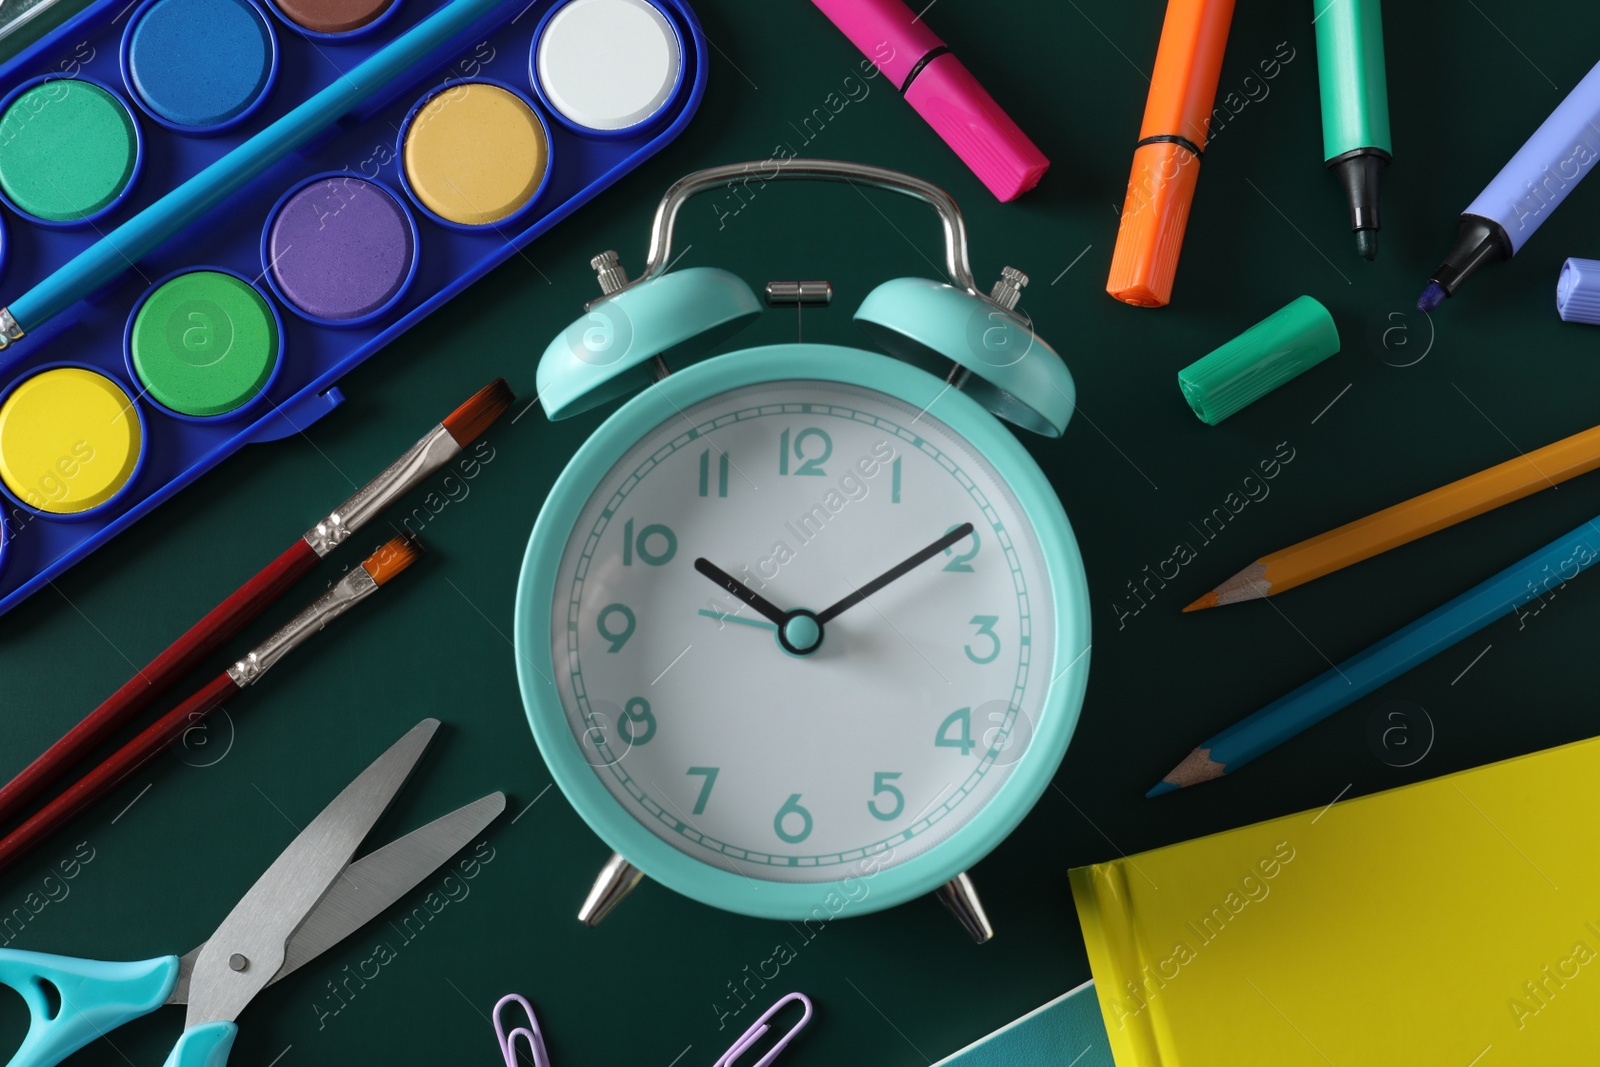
[
  {"xmin": 361, "ymin": 534, "xmax": 423, "ymax": 586},
  {"xmin": 441, "ymin": 378, "xmax": 514, "ymax": 447}
]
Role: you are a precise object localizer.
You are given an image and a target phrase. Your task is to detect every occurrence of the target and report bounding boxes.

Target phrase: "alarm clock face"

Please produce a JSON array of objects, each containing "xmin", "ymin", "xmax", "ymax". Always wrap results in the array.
[{"xmin": 530, "ymin": 349, "xmax": 1083, "ymax": 906}]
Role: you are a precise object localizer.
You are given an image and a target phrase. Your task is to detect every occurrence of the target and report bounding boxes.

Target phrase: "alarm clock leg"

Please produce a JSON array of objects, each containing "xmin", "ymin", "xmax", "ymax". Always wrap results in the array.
[
  {"xmin": 935, "ymin": 872, "xmax": 994, "ymax": 944},
  {"xmin": 578, "ymin": 852, "xmax": 644, "ymax": 926}
]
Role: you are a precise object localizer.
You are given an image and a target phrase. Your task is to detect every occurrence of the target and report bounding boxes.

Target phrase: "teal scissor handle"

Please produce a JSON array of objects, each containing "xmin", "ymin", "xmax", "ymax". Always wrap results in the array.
[
  {"xmin": 0, "ymin": 949, "xmax": 179, "ymax": 1067},
  {"xmin": 160, "ymin": 1023, "xmax": 237, "ymax": 1067}
]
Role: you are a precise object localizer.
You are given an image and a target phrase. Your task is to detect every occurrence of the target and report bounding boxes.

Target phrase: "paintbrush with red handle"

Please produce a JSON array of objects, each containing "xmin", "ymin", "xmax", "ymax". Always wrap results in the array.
[
  {"xmin": 0, "ymin": 380, "xmax": 511, "ymax": 827},
  {"xmin": 0, "ymin": 535, "xmax": 423, "ymax": 873}
]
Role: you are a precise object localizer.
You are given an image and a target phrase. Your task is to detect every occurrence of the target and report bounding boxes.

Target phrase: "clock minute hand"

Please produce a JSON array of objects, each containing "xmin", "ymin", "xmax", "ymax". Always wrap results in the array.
[
  {"xmin": 693, "ymin": 558, "xmax": 789, "ymax": 627},
  {"xmin": 816, "ymin": 523, "xmax": 976, "ymax": 625}
]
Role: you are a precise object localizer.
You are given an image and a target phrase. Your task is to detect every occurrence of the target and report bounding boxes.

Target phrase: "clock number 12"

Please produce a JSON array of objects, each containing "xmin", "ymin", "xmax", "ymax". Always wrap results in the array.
[{"xmin": 778, "ymin": 427, "xmax": 831, "ymax": 476}]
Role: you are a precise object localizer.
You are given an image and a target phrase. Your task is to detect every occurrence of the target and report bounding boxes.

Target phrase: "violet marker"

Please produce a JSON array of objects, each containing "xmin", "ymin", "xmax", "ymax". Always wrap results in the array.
[{"xmin": 1419, "ymin": 58, "xmax": 1600, "ymax": 312}]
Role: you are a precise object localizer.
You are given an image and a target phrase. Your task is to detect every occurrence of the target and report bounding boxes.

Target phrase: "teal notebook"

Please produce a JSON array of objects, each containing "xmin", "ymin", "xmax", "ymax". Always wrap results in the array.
[{"xmin": 932, "ymin": 980, "xmax": 1114, "ymax": 1066}]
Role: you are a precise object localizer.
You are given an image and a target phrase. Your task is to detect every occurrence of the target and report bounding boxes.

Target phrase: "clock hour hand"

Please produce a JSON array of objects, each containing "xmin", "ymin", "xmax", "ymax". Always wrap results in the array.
[
  {"xmin": 693, "ymin": 558, "xmax": 789, "ymax": 627},
  {"xmin": 815, "ymin": 523, "xmax": 975, "ymax": 625}
]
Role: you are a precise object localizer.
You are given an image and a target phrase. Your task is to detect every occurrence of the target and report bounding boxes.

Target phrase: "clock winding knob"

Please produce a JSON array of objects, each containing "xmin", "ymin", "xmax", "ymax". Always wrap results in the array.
[
  {"xmin": 987, "ymin": 266, "xmax": 1029, "ymax": 311},
  {"xmin": 590, "ymin": 250, "xmax": 630, "ymax": 296}
]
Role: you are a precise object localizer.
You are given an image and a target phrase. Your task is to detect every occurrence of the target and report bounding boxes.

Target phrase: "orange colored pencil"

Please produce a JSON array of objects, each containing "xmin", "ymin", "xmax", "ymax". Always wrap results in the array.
[
  {"xmin": 1187, "ymin": 421, "xmax": 1600, "ymax": 610},
  {"xmin": 1106, "ymin": 0, "xmax": 1237, "ymax": 308}
]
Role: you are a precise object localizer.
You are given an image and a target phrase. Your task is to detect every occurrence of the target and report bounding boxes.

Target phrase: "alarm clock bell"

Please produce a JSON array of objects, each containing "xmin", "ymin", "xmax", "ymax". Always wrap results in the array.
[{"xmin": 537, "ymin": 160, "xmax": 1073, "ymax": 437}]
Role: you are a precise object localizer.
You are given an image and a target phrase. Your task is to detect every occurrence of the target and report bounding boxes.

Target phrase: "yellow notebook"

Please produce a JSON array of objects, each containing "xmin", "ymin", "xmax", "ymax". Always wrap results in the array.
[{"xmin": 1071, "ymin": 737, "xmax": 1600, "ymax": 1065}]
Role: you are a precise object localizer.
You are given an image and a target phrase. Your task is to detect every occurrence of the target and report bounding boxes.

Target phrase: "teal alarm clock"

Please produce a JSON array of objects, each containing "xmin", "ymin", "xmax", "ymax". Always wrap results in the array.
[{"xmin": 514, "ymin": 161, "xmax": 1090, "ymax": 940}]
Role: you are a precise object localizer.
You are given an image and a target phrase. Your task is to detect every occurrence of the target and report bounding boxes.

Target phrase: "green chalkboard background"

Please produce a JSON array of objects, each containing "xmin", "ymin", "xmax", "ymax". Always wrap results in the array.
[{"xmin": 3, "ymin": 1, "xmax": 1599, "ymax": 1064}]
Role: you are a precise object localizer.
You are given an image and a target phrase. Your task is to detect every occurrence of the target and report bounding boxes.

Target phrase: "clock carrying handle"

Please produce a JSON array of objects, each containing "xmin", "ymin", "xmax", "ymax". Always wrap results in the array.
[{"xmin": 621, "ymin": 159, "xmax": 985, "ymax": 298}]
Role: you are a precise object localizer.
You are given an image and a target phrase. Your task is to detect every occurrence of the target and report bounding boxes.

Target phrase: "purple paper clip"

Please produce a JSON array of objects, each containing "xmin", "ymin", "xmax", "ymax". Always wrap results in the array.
[
  {"xmin": 494, "ymin": 993, "xmax": 552, "ymax": 1067},
  {"xmin": 713, "ymin": 992, "xmax": 814, "ymax": 1067}
]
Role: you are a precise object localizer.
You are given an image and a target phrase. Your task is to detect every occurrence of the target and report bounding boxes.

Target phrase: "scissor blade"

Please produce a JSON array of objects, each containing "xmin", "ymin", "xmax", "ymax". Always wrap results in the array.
[
  {"xmin": 169, "ymin": 791, "xmax": 505, "ymax": 1004},
  {"xmin": 183, "ymin": 719, "xmax": 440, "ymax": 1027},
  {"xmin": 274, "ymin": 789, "xmax": 505, "ymax": 980}
]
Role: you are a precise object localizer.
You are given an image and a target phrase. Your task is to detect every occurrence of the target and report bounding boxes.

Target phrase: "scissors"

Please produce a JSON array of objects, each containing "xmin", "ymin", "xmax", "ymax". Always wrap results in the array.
[{"xmin": 0, "ymin": 719, "xmax": 503, "ymax": 1067}]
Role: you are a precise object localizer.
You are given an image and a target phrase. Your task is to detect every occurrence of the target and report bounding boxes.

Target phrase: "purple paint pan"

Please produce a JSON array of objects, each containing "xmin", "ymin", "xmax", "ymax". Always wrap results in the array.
[{"xmin": 262, "ymin": 173, "xmax": 419, "ymax": 325}]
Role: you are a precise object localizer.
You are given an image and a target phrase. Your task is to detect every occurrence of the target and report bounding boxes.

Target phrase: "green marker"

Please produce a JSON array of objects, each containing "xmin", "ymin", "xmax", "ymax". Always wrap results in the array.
[{"xmin": 1314, "ymin": 0, "xmax": 1391, "ymax": 261}]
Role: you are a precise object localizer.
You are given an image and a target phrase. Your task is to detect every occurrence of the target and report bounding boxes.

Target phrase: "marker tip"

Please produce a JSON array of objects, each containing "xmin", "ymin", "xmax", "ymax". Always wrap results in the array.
[{"xmin": 1417, "ymin": 281, "xmax": 1446, "ymax": 313}]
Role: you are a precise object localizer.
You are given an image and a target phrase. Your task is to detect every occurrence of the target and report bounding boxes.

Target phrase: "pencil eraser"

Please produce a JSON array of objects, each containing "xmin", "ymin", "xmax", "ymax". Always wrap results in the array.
[
  {"xmin": 1556, "ymin": 258, "xmax": 1600, "ymax": 324},
  {"xmin": 1106, "ymin": 141, "xmax": 1201, "ymax": 308},
  {"xmin": 903, "ymin": 53, "xmax": 1049, "ymax": 202},
  {"xmin": 1178, "ymin": 296, "xmax": 1340, "ymax": 426}
]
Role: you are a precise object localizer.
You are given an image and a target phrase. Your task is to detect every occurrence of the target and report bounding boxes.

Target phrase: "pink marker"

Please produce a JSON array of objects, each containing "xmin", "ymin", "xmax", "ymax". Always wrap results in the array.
[{"xmin": 811, "ymin": 0, "xmax": 1049, "ymax": 202}]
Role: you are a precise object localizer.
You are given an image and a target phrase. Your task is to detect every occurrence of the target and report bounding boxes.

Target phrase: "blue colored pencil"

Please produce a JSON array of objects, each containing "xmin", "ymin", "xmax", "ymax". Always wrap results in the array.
[
  {"xmin": 1149, "ymin": 513, "xmax": 1600, "ymax": 796},
  {"xmin": 0, "ymin": 0, "xmax": 514, "ymax": 360}
]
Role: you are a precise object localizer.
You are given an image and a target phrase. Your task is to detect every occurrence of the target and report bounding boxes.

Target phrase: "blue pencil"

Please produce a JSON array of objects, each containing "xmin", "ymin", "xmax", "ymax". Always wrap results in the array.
[
  {"xmin": 1149, "ymin": 512, "xmax": 1600, "ymax": 796},
  {"xmin": 0, "ymin": 0, "xmax": 514, "ymax": 359}
]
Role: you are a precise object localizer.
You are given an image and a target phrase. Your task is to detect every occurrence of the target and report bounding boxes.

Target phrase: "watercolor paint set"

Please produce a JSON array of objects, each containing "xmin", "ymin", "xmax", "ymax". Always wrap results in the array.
[{"xmin": 0, "ymin": 0, "xmax": 705, "ymax": 616}]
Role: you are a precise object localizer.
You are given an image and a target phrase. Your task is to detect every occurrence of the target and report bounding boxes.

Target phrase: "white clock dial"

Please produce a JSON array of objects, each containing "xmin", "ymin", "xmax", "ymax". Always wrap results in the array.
[{"xmin": 549, "ymin": 378, "xmax": 1057, "ymax": 883}]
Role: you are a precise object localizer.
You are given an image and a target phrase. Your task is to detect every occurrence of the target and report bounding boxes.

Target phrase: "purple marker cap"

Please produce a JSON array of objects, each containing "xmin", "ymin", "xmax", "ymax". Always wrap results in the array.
[
  {"xmin": 269, "ymin": 176, "xmax": 416, "ymax": 323},
  {"xmin": 1557, "ymin": 258, "xmax": 1600, "ymax": 325}
]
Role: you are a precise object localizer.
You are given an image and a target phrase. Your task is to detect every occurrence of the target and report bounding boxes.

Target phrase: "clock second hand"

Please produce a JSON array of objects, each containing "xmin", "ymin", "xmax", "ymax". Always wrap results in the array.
[
  {"xmin": 815, "ymin": 523, "xmax": 976, "ymax": 624},
  {"xmin": 695, "ymin": 608, "xmax": 776, "ymax": 631}
]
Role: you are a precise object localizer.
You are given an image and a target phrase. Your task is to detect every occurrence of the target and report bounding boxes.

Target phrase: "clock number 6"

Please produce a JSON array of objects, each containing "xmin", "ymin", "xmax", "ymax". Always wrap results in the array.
[
  {"xmin": 596, "ymin": 603, "xmax": 636, "ymax": 653},
  {"xmin": 965, "ymin": 615, "xmax": 1001, "ymax": 664},
  {"xmin": 619, "ymin": 697, "xmax": 656, "ymax": 745},
  {"xmin": 773, "ymin": 793, "xmax": 813, "ymax": 844},
  {"xmin": 867, "ymin": 772, "xmax": 905, "ymax": 821}
]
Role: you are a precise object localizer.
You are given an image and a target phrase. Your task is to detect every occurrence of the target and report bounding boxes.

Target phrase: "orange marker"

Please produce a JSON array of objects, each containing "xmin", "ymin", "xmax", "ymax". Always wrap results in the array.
[{"xmin": 1106, "ymin": 0, "xmax": 1236, "ymax": 308}]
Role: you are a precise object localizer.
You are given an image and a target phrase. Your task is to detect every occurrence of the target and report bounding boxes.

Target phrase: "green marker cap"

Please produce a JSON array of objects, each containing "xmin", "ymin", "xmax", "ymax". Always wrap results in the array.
[{"xmin": 1178, "ymin": 296, "xmax": 1339, "ymax": 426}]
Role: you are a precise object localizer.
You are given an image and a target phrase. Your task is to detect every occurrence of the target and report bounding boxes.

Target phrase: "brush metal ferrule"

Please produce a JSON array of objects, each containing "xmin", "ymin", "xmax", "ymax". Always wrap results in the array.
[
  {"xmin": 302, "ymin": 424, "xmax": 458, "ymax": 556},
  {"xmin": 227, "ymin": 566, "xmax": 379, "ymax": 686},
  {"xmin": 0, "ymin": 309, "xmax": 24, "ymax": 349}
]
